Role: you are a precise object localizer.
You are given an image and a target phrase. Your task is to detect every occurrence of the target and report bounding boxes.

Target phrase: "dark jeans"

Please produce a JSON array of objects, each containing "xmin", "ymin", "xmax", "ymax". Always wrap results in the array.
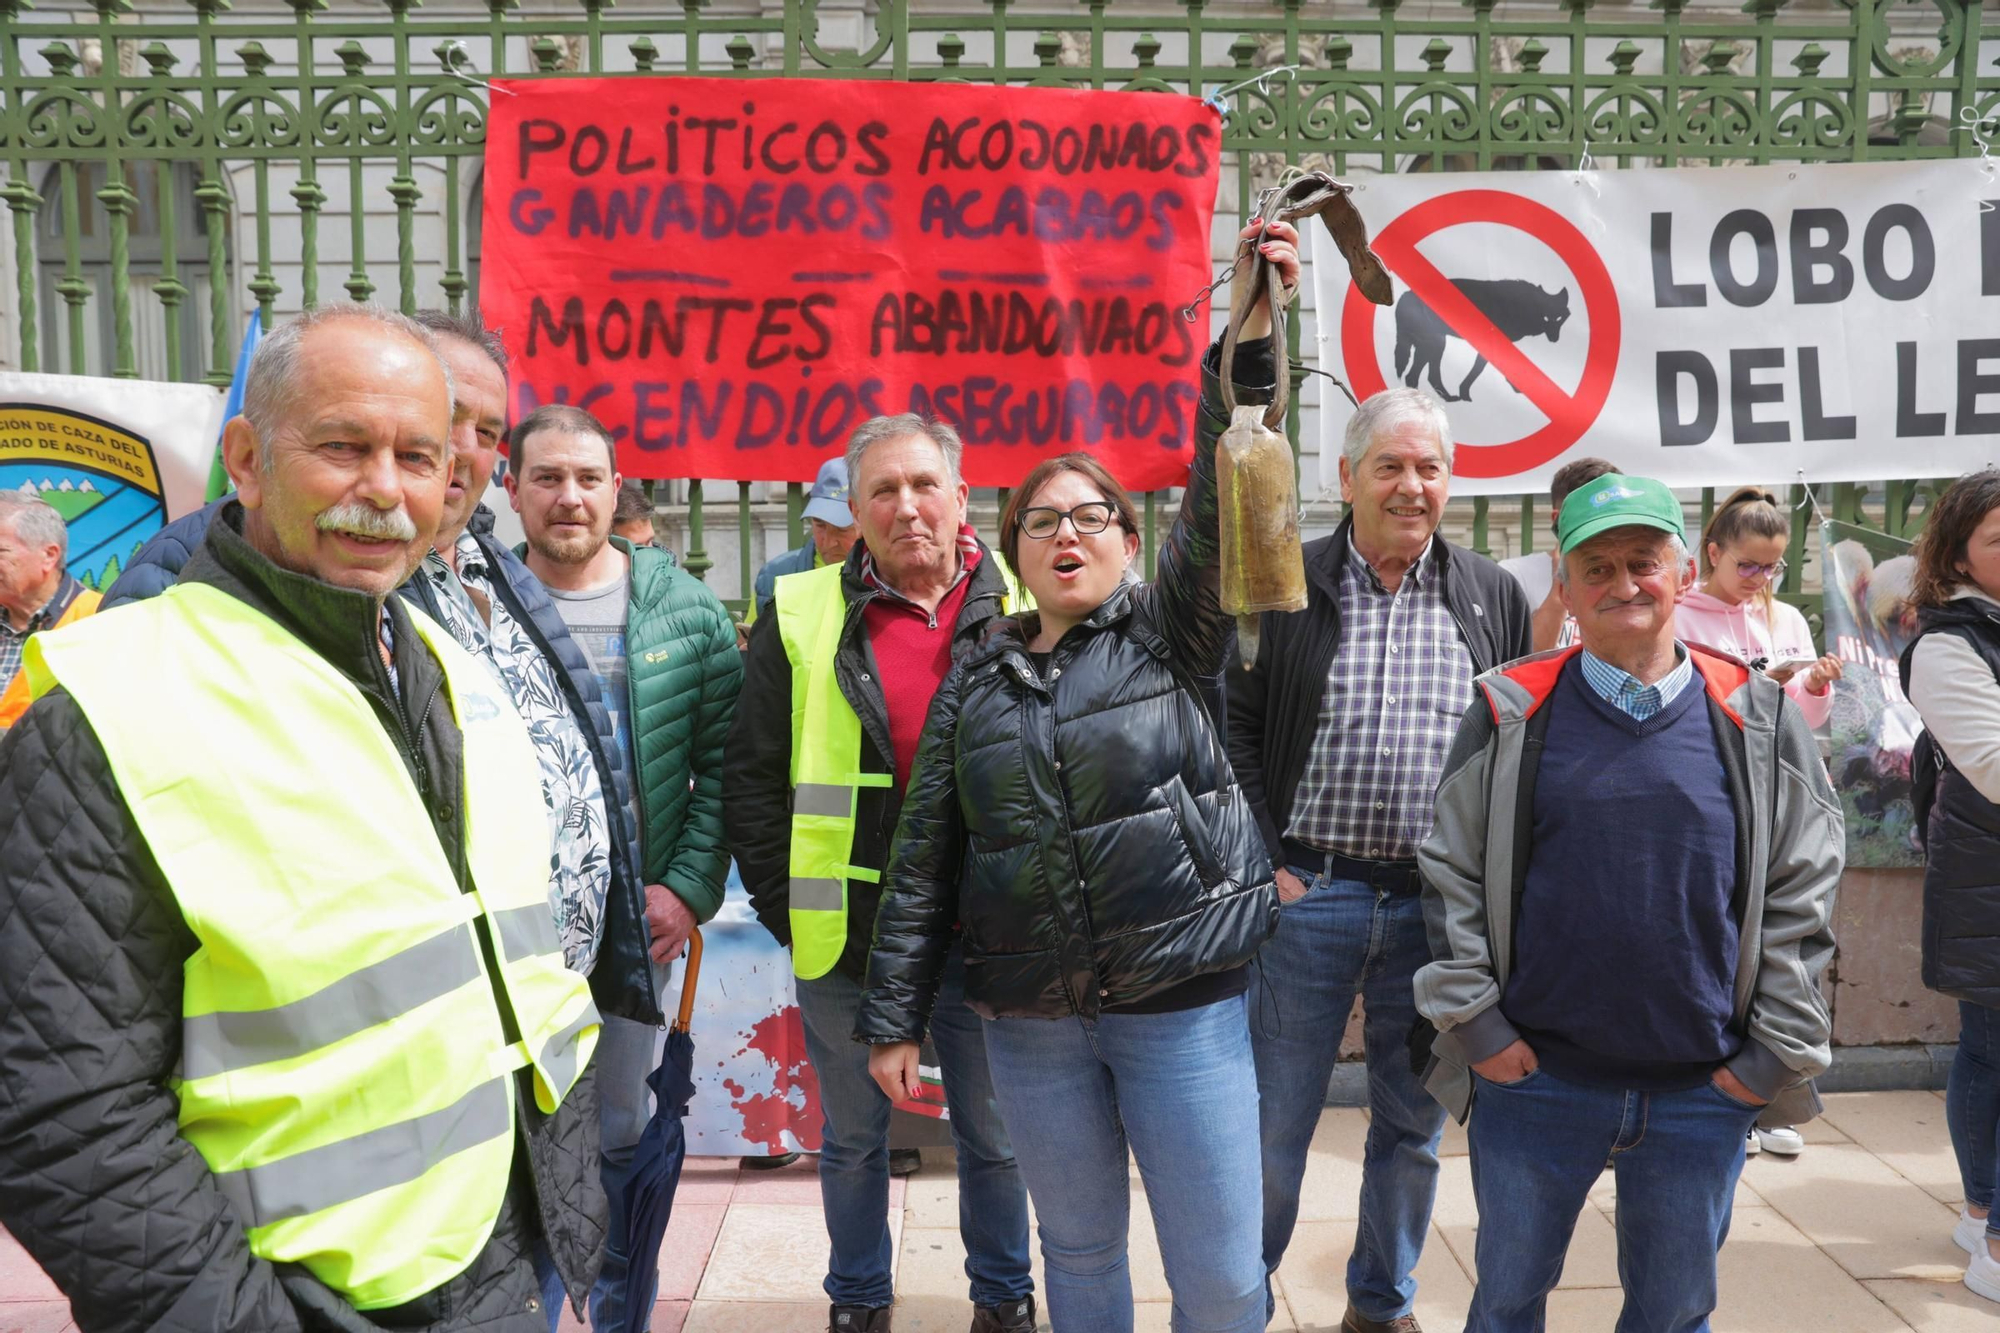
[
  {"xmin": 794, "ymin": 950, "xmax": 1032, "ymax": 1309},
  {"xmin": 1249, "ymin": 869, "xmax": 1445, "ymax": 1323},
  {"xmin": 1464, "ymin": 1067, "xmax": 1760, "ymax": 1333},
  {"xmin": 1950, "ymin": 1000, "xmax": 2000, "ymax": 1239}
]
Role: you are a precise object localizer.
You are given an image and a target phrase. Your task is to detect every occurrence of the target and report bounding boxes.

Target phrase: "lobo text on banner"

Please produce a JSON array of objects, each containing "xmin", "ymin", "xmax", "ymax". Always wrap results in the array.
[
  {"xmin": 481, "ymin": 77, "xmax": 1222, "ymax": 490},
  {"xmin": 1316, "ymin": 160, "xmax": 2000, "ymax": 497}
]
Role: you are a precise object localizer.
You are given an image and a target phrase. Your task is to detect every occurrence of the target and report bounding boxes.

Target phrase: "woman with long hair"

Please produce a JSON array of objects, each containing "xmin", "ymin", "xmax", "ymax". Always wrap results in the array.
[
  {"xmin": 1902, "ymin": 469, "xmax": 2000, "ymax": 1306},
  {"xmin": 1677, "ymin": 486, "xmax": 1843, "ymax": 732},
  {"xmin": 850, "ymin": 221, "xmax": 1296, "ymax": 1333}
]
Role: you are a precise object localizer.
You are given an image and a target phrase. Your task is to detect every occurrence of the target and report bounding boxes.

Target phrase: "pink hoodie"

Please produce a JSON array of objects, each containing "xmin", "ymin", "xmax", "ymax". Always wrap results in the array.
[{"xmin": 1676, "ymin": 588, "xmax": 1832, "ymax": 728}]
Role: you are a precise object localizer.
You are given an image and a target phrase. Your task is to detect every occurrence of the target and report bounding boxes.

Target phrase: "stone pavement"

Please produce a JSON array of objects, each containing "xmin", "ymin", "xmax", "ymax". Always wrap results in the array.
[{"xmin": 0, "ymin": 1091, "xmax": 1991, "ymax": 1332}]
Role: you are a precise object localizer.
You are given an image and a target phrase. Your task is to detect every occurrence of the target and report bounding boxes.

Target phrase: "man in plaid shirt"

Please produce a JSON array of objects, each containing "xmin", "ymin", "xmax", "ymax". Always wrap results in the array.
[{"xmin": 1226, "ymin": 387, "xmax": 1531, "ymax": 1333}]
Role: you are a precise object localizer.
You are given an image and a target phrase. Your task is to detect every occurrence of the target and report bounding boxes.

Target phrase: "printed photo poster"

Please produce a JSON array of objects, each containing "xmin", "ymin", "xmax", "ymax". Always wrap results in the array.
[
  {"xmin": 1821, "ymin": 519, "xmax": 1924, "ymax": 867},
  {"xmin": 0, "ymin": 372, "xmax": 222, "ymax": 590}
]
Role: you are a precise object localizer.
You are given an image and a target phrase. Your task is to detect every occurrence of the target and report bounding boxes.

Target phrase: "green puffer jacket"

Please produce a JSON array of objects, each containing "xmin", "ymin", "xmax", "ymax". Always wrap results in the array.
[{"xmin": 617, "ymin": 536, "xmax": 743, "ymax": 922}]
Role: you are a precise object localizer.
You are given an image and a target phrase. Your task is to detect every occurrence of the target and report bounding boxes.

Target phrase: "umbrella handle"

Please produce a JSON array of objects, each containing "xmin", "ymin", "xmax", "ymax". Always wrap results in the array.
[{"xmin": 671, "ymin": 927, "xmax": 704, "ymax": 1035}]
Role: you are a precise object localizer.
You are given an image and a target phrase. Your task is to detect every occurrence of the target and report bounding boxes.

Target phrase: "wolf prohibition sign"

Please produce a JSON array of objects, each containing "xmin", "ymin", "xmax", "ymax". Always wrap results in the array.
[{"xmin": 1339, "ymin": 188, "xmax": 1620, "ymax": 478}]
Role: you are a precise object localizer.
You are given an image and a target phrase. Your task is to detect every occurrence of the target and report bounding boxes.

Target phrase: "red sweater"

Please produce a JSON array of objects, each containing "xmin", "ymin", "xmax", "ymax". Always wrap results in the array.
[{"xmin": 862, "ymin": 542, "xmax": 981, "ymax": 789}]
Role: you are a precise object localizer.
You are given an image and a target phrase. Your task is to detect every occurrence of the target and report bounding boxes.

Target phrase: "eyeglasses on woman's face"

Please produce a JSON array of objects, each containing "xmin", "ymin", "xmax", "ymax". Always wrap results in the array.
[
  {"xmin": 1734, "ymin": 558, "xmax": 1787, "ymax": 581},
  {"xmin": 1019, "ymin": 502, "xmax": 1118, "ymax": 539}
]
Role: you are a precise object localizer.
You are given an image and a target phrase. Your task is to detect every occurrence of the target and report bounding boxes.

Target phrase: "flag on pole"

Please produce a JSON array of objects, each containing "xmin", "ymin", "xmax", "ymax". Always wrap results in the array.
[{"xmin": 205, "ymin": 312, "xmax": 264, "ymax": 501}]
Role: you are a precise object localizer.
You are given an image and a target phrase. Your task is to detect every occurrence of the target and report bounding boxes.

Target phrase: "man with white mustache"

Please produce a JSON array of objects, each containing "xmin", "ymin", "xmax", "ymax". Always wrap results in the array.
[
  {"xmin": 1226, "ymin": 387, "xmax": 1530, "ymax": 1333},
  {"xmin": 0, "ymin": 304, "xmax": 609, "ymax": 1329}
]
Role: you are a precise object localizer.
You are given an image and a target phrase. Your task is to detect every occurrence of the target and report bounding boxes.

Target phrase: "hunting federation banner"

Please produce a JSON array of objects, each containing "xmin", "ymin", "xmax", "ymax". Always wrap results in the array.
[
  {"xmin": 0, "ymin": 372, "xmax": 221, "ymax": 592},
  {"xmin": 482, "ymin": 77, "xmax": 1222, "ymax": 490},
  {"xmin": 1315, "ymin": 160, "xmax": 2000, "ymax": 497}
]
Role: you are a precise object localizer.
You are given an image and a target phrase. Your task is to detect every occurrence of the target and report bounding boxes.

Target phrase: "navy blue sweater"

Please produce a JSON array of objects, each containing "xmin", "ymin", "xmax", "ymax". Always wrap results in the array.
[{"xmin": 1502, "ymin": 659, "xmax": 1743, "ymax": 1091}]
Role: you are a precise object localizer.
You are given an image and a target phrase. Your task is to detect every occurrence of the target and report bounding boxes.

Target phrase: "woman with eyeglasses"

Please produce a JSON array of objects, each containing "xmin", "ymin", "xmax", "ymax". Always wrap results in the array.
[
  {"xmin": 851, "ymin": 220, "xmax": 1292, "ymax": 1333},
  {"xmin": 1675, "ymin": 484, "xmax": 1842, "ymax": 1161},
  {"xmin": 1678, "ymin": 485, "xmax": 1844, "ymax": 733}
]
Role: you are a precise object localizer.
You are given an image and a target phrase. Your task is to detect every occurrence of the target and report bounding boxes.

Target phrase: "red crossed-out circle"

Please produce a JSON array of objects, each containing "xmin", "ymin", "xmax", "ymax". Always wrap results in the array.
[{"xmin": 1339, "ymin": 189, "xmax": 1620, "ymax": 478}]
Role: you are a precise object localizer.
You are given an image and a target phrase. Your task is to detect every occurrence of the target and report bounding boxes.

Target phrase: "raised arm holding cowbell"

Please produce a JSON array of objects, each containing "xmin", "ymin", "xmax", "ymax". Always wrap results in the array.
[{"xmin": 1216, "ymin": 173, "xmax": 1395, "ymax": 667}]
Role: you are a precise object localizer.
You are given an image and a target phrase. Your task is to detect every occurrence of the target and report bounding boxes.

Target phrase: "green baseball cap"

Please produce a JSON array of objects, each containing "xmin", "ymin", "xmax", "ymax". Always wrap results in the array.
[{"xmin": 1556, "ymin": 473, "xmax": 1686, "ymax": 555}]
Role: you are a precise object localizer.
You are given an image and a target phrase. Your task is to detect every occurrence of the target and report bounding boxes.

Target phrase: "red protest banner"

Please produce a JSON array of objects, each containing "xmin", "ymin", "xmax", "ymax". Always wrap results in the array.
[{"xmin": 481, "ymin": 77, "xmax": 1221, "ymax": 489}]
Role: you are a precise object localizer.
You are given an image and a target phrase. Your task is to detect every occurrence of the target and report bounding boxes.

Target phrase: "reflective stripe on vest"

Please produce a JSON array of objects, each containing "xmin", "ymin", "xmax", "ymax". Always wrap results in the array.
[
  {"xmin": 770, "ymin": 558, "xmax": 1026, "ymax": 979},
  {"xmin": 26, "ymin": 582, "xmax": 599, "ymax": 1310}
]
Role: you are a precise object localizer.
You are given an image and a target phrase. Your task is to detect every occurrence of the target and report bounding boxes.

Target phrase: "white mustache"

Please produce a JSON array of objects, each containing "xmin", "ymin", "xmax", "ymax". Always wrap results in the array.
[{"xmin": 316, "ymin": 502, "xmax": 416, "ymax": 543}]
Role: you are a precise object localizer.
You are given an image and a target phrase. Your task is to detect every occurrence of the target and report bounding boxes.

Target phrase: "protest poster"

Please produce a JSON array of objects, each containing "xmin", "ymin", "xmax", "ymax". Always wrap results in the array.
[
  {"xmin": 1821, "ymin": 519, "xmax": 1925, "ymax": 867},
  {"xmin": 481, "ymin": 77, "xmax": 1221, "ymax": 489},
  {"xmin": 0, "ymin": 372, "xmax": 222, "ymax": 589},
  {"xmin": 1314, "ymin": 160, "xmax": 1999, "ymax": 496}
]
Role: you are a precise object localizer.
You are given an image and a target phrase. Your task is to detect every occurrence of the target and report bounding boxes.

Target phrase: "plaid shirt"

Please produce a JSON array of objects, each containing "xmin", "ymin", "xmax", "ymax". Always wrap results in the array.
[
  {"xmin": 0, "ymin": 573, "xmax": 83, "ymax": 689},
  {"xmin": 1286, "ymin": 539, "xmax": 1475, "ymax": 861}
]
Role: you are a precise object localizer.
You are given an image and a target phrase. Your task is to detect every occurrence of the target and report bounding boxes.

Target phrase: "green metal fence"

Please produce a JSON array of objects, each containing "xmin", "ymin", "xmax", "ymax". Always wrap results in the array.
[{"xmin": 2, "ymin": 0, "xmax": 1993, "ymax": 611}]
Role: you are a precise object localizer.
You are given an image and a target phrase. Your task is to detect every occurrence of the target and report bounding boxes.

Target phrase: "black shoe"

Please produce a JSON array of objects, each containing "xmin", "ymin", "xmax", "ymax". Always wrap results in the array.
[
  {"xmin": 888, "ymin": 1147, "xmax": 922, "ymax": 1177},
  {"xmin": 830, "ymin": 1305, "xmax": 892, "ymax": 1333},
  {"xmin": 740, "ymin": 1151, "xmax": 802, "ymax": 1170},
  {"xmin": 970, "ymin": 1296, "xmax": 1036, "ymax": 1332}
]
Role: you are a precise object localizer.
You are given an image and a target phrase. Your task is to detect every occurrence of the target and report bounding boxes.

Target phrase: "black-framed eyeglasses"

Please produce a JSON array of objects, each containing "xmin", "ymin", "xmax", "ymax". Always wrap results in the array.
[{"xmin": 1019, "ymin": 503, "xmax": 1118, "ymax": 539}]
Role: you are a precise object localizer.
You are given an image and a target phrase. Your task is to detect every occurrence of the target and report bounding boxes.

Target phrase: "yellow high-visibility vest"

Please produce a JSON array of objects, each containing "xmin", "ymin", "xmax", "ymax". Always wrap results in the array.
[
  {"xmin": 26, "ymin": 581, "xmax": 599, "ymax": 1310},
  {"xmin": 771, "ymin": 557, "xmax": 1028, "ymax": 980}
]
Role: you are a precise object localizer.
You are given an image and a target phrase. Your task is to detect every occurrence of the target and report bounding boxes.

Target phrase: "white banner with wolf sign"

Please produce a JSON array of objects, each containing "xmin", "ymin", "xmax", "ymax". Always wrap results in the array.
[
  {"xmin": 0, "ymin": 372, "xmax": 222, "ymax": 591},
  {"xmin": 1314, "ymin": 160, "xmax": 2000, "ymax": 497}
]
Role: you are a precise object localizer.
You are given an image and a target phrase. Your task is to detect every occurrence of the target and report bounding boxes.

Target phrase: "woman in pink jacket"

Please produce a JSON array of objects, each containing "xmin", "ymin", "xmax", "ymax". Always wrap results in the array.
[{"xmin": 1678, "ymin": 486, "xmax": 1843, "ymax": 730}]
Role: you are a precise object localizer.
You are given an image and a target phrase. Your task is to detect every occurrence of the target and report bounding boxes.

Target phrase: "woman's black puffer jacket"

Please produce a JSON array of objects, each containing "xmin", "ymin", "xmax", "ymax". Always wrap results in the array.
[{"xmin": 854, "ymin": 340, "xmax": 1281, "ymax": 1038}]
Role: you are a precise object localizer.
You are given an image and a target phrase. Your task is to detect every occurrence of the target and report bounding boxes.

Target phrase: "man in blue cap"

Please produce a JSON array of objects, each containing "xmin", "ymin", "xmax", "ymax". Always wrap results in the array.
[
  {"xmin": 749, "ymin": 457, "xmax": 860, "ymax": 621},
  {"xmin": 1415, "ymin": 472, "xmax": 1843, "ymax": 1332}
]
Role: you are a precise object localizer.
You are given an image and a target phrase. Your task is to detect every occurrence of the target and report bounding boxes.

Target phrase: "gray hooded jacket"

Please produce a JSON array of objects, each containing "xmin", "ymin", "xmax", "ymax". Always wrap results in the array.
[{"xmin": 1414, "ymin": 643, "xmax": 1844, "ymax": 1127}]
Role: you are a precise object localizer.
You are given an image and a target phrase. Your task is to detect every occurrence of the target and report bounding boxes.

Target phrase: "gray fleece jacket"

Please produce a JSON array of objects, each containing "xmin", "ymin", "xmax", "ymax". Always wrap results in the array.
[{"xmin": 1413, "ymin": 643, "xmax": 1844, "ymax": 1127}]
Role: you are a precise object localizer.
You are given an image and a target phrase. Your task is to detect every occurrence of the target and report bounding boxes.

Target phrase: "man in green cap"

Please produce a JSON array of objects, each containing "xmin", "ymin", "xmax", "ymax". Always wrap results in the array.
[{"xmin": 1412, "ymin": 472, "xmax": 1844, "ymax": 1331}]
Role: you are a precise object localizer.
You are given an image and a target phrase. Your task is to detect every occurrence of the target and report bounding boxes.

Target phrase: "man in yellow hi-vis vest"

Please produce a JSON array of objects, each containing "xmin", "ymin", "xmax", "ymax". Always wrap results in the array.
[
  {"xmin": 725, "ymin": 415, "xmax": 1034, "ymax": 1333},
  {"xmin": 0, "ymin": 305, "xmax": 605, "ymax": 1333}
]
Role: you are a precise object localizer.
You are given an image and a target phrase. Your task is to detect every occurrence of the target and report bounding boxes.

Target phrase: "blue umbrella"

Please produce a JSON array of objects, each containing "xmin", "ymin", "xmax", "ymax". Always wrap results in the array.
[{"xmin": 618, "ymin": 928, "xmax": 703, "ymax": 1333}]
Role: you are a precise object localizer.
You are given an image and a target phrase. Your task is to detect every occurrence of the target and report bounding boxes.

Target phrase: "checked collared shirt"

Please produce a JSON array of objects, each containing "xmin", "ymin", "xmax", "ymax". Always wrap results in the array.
[
  {"xmin": 1286, "ymin": 537, "xmax": 1475, "ymax": 862},
  {"xmin": 0, "ymin": 573, "xmax": 83, "ymax": 688},
  {"xmin": 1579, "ymin": 643, "xmax": 1696, "ymax": 721}
]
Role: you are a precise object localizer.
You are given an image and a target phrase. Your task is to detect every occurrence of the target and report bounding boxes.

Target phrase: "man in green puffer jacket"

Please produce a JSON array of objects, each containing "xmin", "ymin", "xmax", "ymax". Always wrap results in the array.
[{"xmin": 508, "ymin": 403, "xmax": 742, "ymax": 1331}]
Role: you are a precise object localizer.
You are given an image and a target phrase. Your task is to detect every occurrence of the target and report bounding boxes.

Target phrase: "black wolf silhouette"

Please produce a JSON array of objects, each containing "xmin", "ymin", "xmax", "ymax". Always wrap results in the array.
[{"xmin": 1393, "ymin": 280, "xmax": 1571, "ymax": 403}]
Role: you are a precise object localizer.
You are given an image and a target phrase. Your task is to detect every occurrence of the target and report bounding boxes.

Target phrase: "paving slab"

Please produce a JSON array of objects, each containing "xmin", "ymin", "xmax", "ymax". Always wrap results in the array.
[
  {"xmin": 0, "ymin": 1308, "xmax": 72, "ymax": 1333},
  {"xmin": 1817, "ymin": 1091, "xmax": 1966, "ymax": 1207},
  {"xmin": 1863, "ymin": 1277, "xmax": 2000, "ymax": 1331},
  {"xmin": 681, "ymin": 1299, "xmax": 827, "ymax": 1332},
  {"xmin": 1429, "ymin": 1150, "xmax": 1623, "ymax": 1290},
  {"xmin": 697, "ymin": 1204, "xmax": 839, "ymax": 1302},
  {"xmin": 1712, "ymin": 1206, "xmax": 1910, "ymax": 1332},
  {"xmin": 1744, "ymin": 1141, "xmax": 1964, "ymax": 1281},
  {"xmin": 1275, "ymin": 1219, "xmax": 1472, "ymax": 1332},
  {"xmin": 1289, "ymin": 1107, "xmax": 1371, "ymax": 1225}
]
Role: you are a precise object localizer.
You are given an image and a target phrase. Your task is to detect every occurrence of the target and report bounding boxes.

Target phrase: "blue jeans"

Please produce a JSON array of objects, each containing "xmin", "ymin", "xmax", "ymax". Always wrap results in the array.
[
  {"xmin": 1465, "ymin": 1066, "xmax": 1760, "ymax": 1333},
  {"xmin": 587, "ymin": 1014, "xmax": 663, "ymax": 1331},
  {"xmin": 794, "ymin": 949, "xmax": 1032, "ymax": 1309},
  {"xmin": 981, "ymin": 995, "xmax": 1265, "ymax": 1333},
  {"xmin": 1248, "ymin": 870, "xmax": 1445, "ymax": 1323},
  {"xmin": 1949, "ymin": 1000, "xmax": 2000, "ymax": 1239},
  {"xmin": 532, "ymin": 1244, "xmax": 564, "ymax": 1333}
]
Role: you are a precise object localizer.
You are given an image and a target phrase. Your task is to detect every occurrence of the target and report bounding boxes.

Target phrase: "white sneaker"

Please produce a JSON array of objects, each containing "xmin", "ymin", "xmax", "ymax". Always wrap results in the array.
[
  {"xmin": 1957, "ymin": 1208, "xmax": 1990, "ymax": 1257},
  {"xmin": 1966, "ymin": 1246, "xmax": 2000, "ymax": 1303},
  {"xmin": 1743, "ymin": 1128, "xmax": 1761, "ymax": 1157},
  {"xmin": 1755, "ymin": 1126, "xmax": 1805, "ymax": 1157}
]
